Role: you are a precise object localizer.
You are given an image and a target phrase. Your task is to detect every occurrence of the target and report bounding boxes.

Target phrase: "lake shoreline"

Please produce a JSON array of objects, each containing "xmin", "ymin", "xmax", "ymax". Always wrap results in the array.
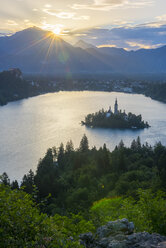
[{"xmin": 1, "ymin": 89, "xmax": 166, "ymax": 107}]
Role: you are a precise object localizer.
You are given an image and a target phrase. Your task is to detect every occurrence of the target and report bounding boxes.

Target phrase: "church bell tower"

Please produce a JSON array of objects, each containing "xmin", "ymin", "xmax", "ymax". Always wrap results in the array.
[{"xmin": 114, "ymin": 98, "xmax": 118, "ymax": 114}]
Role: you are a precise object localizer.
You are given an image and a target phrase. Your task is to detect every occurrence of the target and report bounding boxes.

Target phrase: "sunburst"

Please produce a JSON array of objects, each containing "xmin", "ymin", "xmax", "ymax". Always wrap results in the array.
[{"xmin": 52, "ymin": 26, "xmax": 62, "ymax": 36}]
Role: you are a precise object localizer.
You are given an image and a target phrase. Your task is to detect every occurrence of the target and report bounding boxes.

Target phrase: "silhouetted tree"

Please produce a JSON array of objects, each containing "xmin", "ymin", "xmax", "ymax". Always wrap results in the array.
[
  {"xmin": 11, "ymin": 180, "xmax": 19, "ymax": 190},
  {"xmin": 66, "ymin": 140, "xmax": 74, "ymax": 153},
  {"xmin": 21, "ymin": 169, "xmax": 35, "ymax": 194},
  {"xmin": 79, "ymin": 134, "xmax": 89, "ymax": 152},
  {"xmin": 0, "ymin": 172, "xmax": 10, "ymax": 186}
]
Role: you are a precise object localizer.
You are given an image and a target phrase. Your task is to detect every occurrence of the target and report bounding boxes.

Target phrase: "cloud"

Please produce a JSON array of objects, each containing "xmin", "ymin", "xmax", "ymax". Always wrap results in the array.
[
  {"xmin": 126, "ymin": 41, "xmax": 163, "ymax": 49},
  {"xmin": 71, "ymin": 0, "xmax": 153, "ymax": 11},
  {"xmin": 156, "ymin": 14, "xmax": 166, "ymax": 21},
  {"xmin": 6, "ymin": 20, "xmax": 18, "ymax": 26},
  {"xmin": 43, "ymin": 9, "xmax": 90, "ymax": 20},
  {"xmin": 0, "ymin": 31, "xmax": 13, "ymax": 36},
  {"xmin": 144, "ymin": 22, "xmax": 165, "ymax": 28},
  {"xmin": 43, "ymin": 9, "xmax": 75, "ymax": 19},
  {"xmin": 44, "ymin": 4, "xmax": 52, "ymax": 8},
  {"xmin": 71, "ymin": 23, "xmax": 166, "ymax": 50},
  {"xmin": 97, "ymin": 44, "xmax": 117, "ymax": 48},
  {"xmin": 41, "ymin": 21, "xmax": 64, "ymax": 31},
  {"xmin": 73, "ymin": 16, "xmax": 90, "ymax": 20}
]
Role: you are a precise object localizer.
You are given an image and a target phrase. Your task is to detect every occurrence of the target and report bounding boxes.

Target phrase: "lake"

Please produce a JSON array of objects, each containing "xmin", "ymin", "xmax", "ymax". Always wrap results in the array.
[{"xmin": 0, "ymin": 91, "xmax": 166, "ymax": 181}]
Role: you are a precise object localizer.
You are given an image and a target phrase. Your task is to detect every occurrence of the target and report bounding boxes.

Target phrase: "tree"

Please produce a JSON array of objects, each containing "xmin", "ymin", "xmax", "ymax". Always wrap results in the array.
[
  {"xmin": 118, "ymin": 140, "xmax": 124, "ymax": 149},
  {"xmin": 36, "ymin": 148, "xmax": 54, "ymax": 175},
  {"xmin": 57, "ymin": 143, "xmax": 65, "ymax": 167},
  {"xmin": 0, "ymin": 184, "xmax": 84, "ymax": 247},
  {"xmin": 21, "ymin": 169, "xmax": 35, "ymax": 194},
  {"xmin": 11, "ymin": 180, "xmax": 19, "ymax": 190},
  {"xmin": 52, "ymin": 146, "xmax": 57, "ymax": 162},
  {"xmin": 136, "ymin": 136, "xmax": 141, "ymax": 150},
  {"xmin": 0, "ymin": 172, "xmax": 10, "ymax": 186},
  {"xmin": 79, "ymin": 134, "xmax": 89, "ymax": 152},
  {"xmin": 66, "ymin": 140, "xmax": 74, "ymax": 153},
  {"xmin": 131, "ymin": 139, "xmax": 137, "ymax": 150}
]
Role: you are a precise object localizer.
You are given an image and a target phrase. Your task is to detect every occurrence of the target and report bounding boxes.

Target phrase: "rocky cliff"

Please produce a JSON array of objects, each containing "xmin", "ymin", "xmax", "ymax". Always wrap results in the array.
[{"xmin": 79, "ymin": 219, "xmax": 166, "ymax": 248}]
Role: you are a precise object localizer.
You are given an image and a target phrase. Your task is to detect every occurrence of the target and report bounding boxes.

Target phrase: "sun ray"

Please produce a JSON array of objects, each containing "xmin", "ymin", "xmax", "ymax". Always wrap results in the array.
[
  {"xmin": 15, "ymin": 32, "xmax": 53, "ymax": 55},
  {"xmin": 39, "ymin": 34, "xmax": 57, "ymax": 73}
]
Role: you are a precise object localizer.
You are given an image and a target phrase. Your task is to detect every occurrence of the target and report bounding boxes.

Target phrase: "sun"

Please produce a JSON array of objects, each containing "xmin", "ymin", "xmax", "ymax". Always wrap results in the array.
[{"xmin": 53, "ymin": 27, "xmax": 62, "ymax": 36}]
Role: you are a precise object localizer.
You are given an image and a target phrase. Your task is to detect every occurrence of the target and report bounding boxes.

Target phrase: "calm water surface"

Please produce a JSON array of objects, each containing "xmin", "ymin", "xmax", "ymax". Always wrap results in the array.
[{"xmin": 0, "ymin": 91, "xmax": 166, "ymax": 181}]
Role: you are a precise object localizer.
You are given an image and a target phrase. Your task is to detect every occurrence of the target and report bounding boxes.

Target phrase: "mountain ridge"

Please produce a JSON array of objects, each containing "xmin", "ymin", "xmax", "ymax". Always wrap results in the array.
[{"xmin": 0, "ymin": 27, "xmax": 166, "ymax": 74}]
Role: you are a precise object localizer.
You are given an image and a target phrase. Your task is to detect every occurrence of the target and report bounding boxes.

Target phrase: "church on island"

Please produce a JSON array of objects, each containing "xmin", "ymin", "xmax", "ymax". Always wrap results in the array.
[
  {"xmin": 81, "ymin": 98, "xmax": 149, "ymax": 129},
  {"xmin": 106, "ymin": 98, "xmax": 119, "ymax": 117}
]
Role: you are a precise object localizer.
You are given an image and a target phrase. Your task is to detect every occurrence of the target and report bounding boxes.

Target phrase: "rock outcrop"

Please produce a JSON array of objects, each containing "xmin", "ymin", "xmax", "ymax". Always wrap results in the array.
[{"xmin": 79, "ymin": 219, "xmax": 166, "ymax": 248}]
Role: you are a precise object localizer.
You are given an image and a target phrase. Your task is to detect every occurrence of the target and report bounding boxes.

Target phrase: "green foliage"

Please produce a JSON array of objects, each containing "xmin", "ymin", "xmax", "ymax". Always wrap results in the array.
[
  {"xmin": 0, "ymin": 184, "xmax": 85, "ymax": 247},
  {"xmin": 90, "ymin": 189, "xmax": 166, "ymax": 235},
  {"xmin": 121, "ymin": 189, "xmax": 166, "ymax": 235},
  {"xmin": 1, "ymin": 135, "xmax": 166, "ymax": 247},
  {"xmin": 52, "ymin": 213, "xmax": 95, "ymax": 238},
  {"xmin": 17, "ymin": 136, "xmax": 166, "ymax": 215},
  {"xmin": 91, "ymin": 197, "xmax": 123, "ymax": 226}
]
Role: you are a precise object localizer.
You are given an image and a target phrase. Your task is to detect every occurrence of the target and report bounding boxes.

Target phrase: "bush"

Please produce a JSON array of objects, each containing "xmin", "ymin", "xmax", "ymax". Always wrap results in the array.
[
  {"xmin": 90, "ymin": 189, "xmax": 166, "ymax": 235},
  {"xmin": 91, "ymin": 197, "xmax": 123, "ymax": 226},
  {"xmin": 121, "ymin": 189, "xmax": 166, "ymax": 235},
  {"xmin": 0, "ymin": 184, "xmax": 85, "ymax": 247}
]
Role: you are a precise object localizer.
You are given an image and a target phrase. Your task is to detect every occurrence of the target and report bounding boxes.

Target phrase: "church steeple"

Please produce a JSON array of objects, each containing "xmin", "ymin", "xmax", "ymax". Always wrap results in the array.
[{"xmin": 114, "ymin": 98, "xmax": 118, "ymax": 114}]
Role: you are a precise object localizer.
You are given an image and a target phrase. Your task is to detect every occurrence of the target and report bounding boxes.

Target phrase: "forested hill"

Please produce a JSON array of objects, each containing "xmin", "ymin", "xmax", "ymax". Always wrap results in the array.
[
  {"xmin": 1, "ymin": 135, "xmax": 166, "ymax": 247},
  {"xmin": 2, "ymin": 135, "xmax": 166, "ymax": 214},
  {"xmin": 143, "ymin": 83, "xmax": 166, "ymax": 103},
  {"xmin": 0, "ymin": 69, "xmax": 59, "ymax": 105},
  {"xmin": 0, "ymin": 69, "xmax": 37, "ymax": 105}
]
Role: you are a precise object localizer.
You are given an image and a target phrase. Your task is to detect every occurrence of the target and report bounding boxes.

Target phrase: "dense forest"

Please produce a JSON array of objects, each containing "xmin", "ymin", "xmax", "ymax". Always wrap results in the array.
[
  {"xmin": 134, "ymin": 82, "xmax": 166, "ymax": 103},
  {"xmin": 0, "ymin": 69, "xmax": 37, "ymax": 105},
  {"xmin": 1, "ymin": 135, "xmax": 166, "ymax": 247},
  {"xmin": 82, "ymin": 110, "xmax": 149, "ymax": 129},
  {"xmin": 0, "ymin": 69, "xmax": 60, "ymax": 106},
  {"xmin": 145, "ymin": 83, "xmax": 166, "ymax": 103}
]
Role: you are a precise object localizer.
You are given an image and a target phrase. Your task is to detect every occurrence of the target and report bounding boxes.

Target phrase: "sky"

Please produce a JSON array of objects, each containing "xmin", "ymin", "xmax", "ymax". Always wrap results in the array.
[{"xmin": 1, "ymin": 0, "xmax": 166, "ymax": 50}]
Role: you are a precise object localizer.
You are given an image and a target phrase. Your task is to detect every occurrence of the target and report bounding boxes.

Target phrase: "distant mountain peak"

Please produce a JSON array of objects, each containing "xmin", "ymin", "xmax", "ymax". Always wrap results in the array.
[
  {"xmin": 9, "ymin": 26, "xmax": 67, "ymax": 46},
  {"xmin": 74, "ymin": 40, "xmax": 96, "ymax": 49},
  {"xmin": 13, "ymin": 26, "xmax": 50, "ymax": 37}
]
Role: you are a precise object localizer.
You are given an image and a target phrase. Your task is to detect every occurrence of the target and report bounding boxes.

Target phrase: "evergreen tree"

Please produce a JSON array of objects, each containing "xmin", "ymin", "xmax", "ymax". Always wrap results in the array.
[
  {"xmin": 21, "ymin": 169, "xmax": 35, "ymax": 194},
  {"xmin": 79, "ymin": 134, "xmax": 89, "ymax": 152},
  {"xmin": 118, "ymin": 140, "xmax": 124, "ymax": 149},
  {"xmin": 11, "ymin": 180, "xmax": 19, "ymax": 190},
  {"xmin": 131, "ymin": 139, "xmax": 137, "ymax": 150},
  {"xmin": 57, "ymin": 143, "xmax": 65, "ymax": 167},
  {"xmin": 0, "ymin": 172, "xmax": 10, "ymax": 186},
  {"xmin": 66, "ymin": 140, "xmax": 74, "ymax": 153},
  {"xmin": 136, "ymin": 136, "xmax": 141, "ymax": 150}
]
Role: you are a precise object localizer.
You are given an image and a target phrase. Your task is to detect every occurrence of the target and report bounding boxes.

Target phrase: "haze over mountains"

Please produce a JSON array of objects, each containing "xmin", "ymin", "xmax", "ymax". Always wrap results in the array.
[{"xmin": 0, "ymin": 27, "xmax": 166, "ymax": 74}]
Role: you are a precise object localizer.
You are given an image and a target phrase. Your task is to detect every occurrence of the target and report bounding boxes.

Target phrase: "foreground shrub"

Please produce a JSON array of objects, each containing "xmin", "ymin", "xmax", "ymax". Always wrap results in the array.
[
  {"xmin": 0, "ymin": 184, "xmax": 87, "ymax": 247},
  {"xmin": 91, "ymin": 189, "xmax": 166, "ymax": 235}
]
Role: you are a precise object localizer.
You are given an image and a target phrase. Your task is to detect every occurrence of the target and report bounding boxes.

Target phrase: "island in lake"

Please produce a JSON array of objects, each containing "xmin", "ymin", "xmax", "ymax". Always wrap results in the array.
[{"xmin": 82, "ymin": 99, "xmax": 150, "ymax": 129}]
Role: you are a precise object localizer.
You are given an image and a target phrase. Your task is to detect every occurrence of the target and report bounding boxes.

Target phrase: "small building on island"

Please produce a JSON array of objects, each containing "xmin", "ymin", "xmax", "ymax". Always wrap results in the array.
[
  {"xmin": 106, "ymin": 106, "xmax": 112, "ymax": 118},
  {"xmin": 106, "ymin": 98, "xmax": 119, "ymax": 117}
]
